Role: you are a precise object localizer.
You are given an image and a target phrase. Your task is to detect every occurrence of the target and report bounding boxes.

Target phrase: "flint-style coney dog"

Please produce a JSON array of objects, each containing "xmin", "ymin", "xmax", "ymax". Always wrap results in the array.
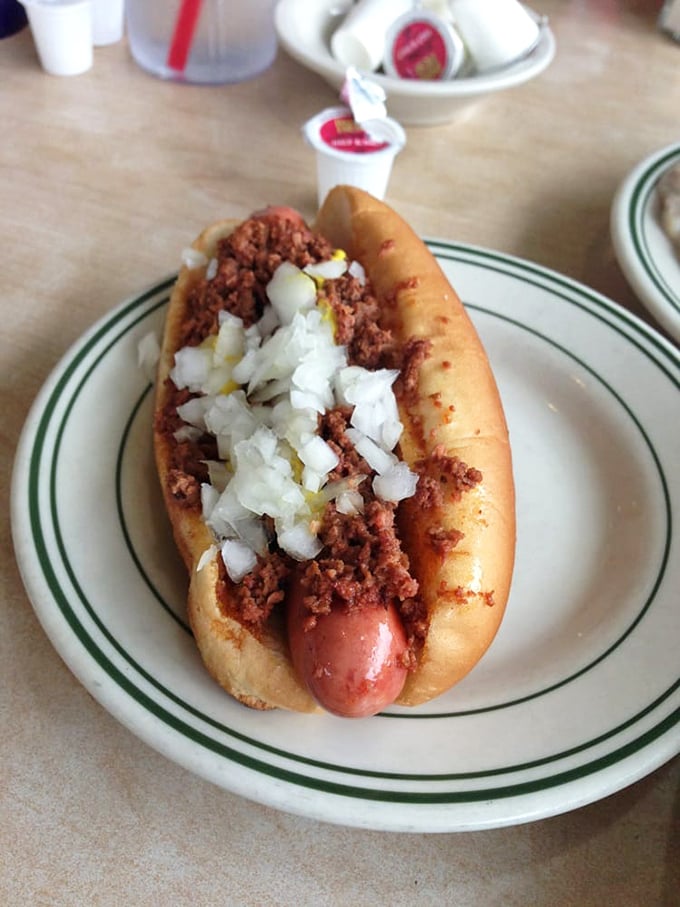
[{"xmin": 154, "ymin": 186, "xmax": 515, "ymax": 718}]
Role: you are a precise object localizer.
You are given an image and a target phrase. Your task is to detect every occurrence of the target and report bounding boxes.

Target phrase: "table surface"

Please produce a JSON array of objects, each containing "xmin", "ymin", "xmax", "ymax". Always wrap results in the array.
[{"xmin": 2, "ymin": 3, "xmax": 679, "ymax": 905}]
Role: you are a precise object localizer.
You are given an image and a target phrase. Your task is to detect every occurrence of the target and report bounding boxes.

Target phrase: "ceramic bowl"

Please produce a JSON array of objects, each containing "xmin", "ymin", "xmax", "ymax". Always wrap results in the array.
[{"xmin": 274, "ymin": 0, "xmax": 556, "ymax": 127}]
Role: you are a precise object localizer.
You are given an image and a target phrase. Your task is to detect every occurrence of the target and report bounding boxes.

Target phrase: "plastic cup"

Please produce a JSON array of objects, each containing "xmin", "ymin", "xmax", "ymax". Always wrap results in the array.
[
  {"xmin": 449, "ymin": 0, "xmax": 541, "ymax": 72},
  {"xmin": 303, "ymin": 106, "xmax": 406, "ymax": 208},
  {"xmin": 125, "ymin": 0, "xmax": 278, "ymax": 84},
  {"xmin": 330, "ymin": 0, "xmax": 412, "ymax": 72},
  {"xmin": 19, "ymin": 0, "xmax": 93, "ymax": 76},
  {"xmin": 92, "ymin": 0, "xmax": 123, "ymax": 45}
]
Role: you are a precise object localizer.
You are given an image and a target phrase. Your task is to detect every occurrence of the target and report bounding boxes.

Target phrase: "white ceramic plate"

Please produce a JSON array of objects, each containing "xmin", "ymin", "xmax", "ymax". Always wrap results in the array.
[
  {"xmin": 611, "ymin": 142, "xmax": 680, "ymax": 344},
  {"xmin": 274, "ymin": 0, "xmax": 556, "ymax": 126},
  {"xmin": 11, "ymin": 244, "xmax": 680, "ymax": 833}
]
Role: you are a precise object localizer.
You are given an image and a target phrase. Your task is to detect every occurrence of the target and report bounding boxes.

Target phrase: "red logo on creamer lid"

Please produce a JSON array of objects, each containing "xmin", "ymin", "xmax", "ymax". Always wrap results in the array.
[
  {"xmin": 319, "ymin": 116, "xmax": 390, "ymax": 154},
  {"xmin": 391, "ymin": 19, "xmax": 449, "ymax": 80}
]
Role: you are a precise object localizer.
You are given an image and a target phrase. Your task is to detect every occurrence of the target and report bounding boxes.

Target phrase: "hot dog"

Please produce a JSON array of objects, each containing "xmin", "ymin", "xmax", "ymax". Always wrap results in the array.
[{"xmin": 154, "ymin": 186, "xmax": 515, "ymax": 717}]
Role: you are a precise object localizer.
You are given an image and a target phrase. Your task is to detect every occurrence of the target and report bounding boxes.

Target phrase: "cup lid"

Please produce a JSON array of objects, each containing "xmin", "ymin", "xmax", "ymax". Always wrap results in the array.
[
  {"xmin": 384, "ymin": 10, "xmax": 465, "ymax": 80},
  {"xmin": 303, "ymin": 106, "xmax": 406, "ymax": 162}
]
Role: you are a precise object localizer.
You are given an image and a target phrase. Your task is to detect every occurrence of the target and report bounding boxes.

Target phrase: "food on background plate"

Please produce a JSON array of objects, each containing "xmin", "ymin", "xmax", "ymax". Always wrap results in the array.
[
  {"xmin": 153, "ymin": 186, "xmax": 516, "ymax": 718},
  {"xmin": 657, "ymin": 161, "xmax": 680, "ymax": 254}
]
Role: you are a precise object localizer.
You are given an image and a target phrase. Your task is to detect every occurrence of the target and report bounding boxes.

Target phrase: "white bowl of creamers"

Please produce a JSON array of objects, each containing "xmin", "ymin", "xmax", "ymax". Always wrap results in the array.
[{"xmin": 275, "ymin": 0, "xmax": 556, "ymax": 127}]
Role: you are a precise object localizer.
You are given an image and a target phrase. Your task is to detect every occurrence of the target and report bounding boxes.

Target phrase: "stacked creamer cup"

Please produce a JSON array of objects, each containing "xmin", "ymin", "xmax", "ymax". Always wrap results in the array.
[
  {"xmin": 330, "ymin": 0, "xmax": 544, "ymax": 79},
  {"xmin": 91, "ymin": 0, "xmax": 125, "ymax": 46},
  {"xmin": 19, "ymin": 0, "xmax": 124, "ymax": 76},
  {"xmin": 448, "ymin": 0, "xmax": 541, "ymax": 72}
]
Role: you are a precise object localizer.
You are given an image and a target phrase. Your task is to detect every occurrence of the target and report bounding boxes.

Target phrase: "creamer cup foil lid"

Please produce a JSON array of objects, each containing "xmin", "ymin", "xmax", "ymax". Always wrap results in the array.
[
  {"xmin": 384, "ymin": 9, "xmax": 465, "ymax": 80},
  {"xmin": 304, "ymin": 106, "xmax": 405, "ymax": 160},
  {"xmin": 303, "ymin": 67, "xmax": 406, "ymax": 160}
]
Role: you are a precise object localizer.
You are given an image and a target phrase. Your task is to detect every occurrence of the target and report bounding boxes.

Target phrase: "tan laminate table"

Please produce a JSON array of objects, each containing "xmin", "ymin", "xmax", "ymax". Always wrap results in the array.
[{"xmin": 1, "ymin": 2, "xmax": 679, "ymax": 904}]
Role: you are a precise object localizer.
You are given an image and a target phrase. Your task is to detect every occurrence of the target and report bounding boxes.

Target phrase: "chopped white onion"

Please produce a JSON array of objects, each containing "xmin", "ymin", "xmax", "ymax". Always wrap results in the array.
[
  {"xmin": 206, "ymin": 484, "xmax": 250, "ymax": 539},
  {"xmin": 203, "ymin": 460, "xmax": 232, "ymax": 492},
  {"xmin": 168, "ymin": 249, "xmax": 421, "ymax": 582},
  {"xmin": 266, "ymin": 262, "xmax": 317, "ymax": 325},
  {"xmin": 271, "ymin": 400, "xmax": 317, "ymax": 449},
  {"xmin": 234, "ymin": 425, "xmax": 279, "ymax": 468},
  {"xmin": 290, "ymin": 386, "xmax": 332, "ymax": 414},
  {"xmin": 232, "ymin": 516, "xmax": 270, "ymax": 556},
  {"xmin": 221, "ymin": 539, "xmax": 258, "ymax": 582},
  {"xmin": 202, "ymin": 362, "xmax": 236, "ymax": 396},
  {"xmin": 204, "ymin": 391, "xmax": 259, "ymax": 455},
  {"xmin": 302, "ymin": 466, "xmax": 323, "ymax": 493},
  {"xmin": 335, "ymin": 490, "xmax": 364, "ymax": 515},
  {"xmin": 201, "ymin": 482, "xmax": 220, "ymax": 521},
  {"xmin": 170, "ymin": 345, "xmax": 213, "ymax": 392},
  {"xmin": 250, "ymin": 376, "xmax": 293, "ymax": 404},
  {"xmin": 294, "ymin": 342, "xmax": 346, "ymax": 394},
  {"xmin": 137, "ymin": 331, "xmax": 160, "ymax": 382},
  {"xmin": 173, "ymin": 424, "xmax": 203, "ymax": 444},
  {"xmin": 335, "ymin": 365, "xmax": 403, "ymax": 450},
  {"xmin": 181, "ymin": 247, "xmax": 208, "ymax": 270},
  {"xmin": 303, "ymin": 258, "xmax": 348, "ymax": 281},
  {"xmin": 348, "ymin": 259, "xmax": 366, "ymax": 285},
  {"xmin": 322, "ymin": 475, "xmax": 365, "ymax": 501},
  {"xmin": 298, "ymin": 435, "xmax": 339, "ymax": 474},
  {"xmin": 244, "ymin": 323, "xmax": 262, "ymax": 351},
  {"xmin": 351, "ymin": 397, "xmax": 403, "ymax": 451},
  {"xmin": 214, "ymin": 312, "xmax": 245, "ymax": 361},
  {"xmin": 256, "ymin": 304, "xmax": 280, "ymax": 339},
  {"xmin": 336, "ymin": 365, "xmax": 399, "ymax": 405},
  {"xmin": 276, "ymin": 521, "xmax": 323, "ymax": 561},
  {"xmin": 176, "ymin": 395, "xmax": 214, "ymax": 431},
  {"xmin": 345, "ymin": 428, "xmax": 398, "ymax": 475},
  {"xmin": 373, "ymin": 462, "xmax": 419, "ymax": 502},
  {"xmin": 206, "ymin": 257, "xmax": 218, "ymax": 281},
  {"xmin": 230, "ymin": 433, "xmax": 306, "ymax": 521},
  {"xmin": 231, "ymin": 347, "xmax": 260, "ymax": 385}
]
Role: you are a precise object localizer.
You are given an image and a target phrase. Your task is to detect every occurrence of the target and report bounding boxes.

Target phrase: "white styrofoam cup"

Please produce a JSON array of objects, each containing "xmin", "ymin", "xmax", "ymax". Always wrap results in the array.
[
  {"xmin": 20, "ymin": 0, "xmax": 93, "ymax": 76},
  {"xmin": 330, "ymin": 0, "xmax": 412, "ymax": 71},
  {"xmin": 449, "ymin": 0, "xmax": 540, "ymax": 72},
  {"xmin": 303, "ymin": 106, "xmax": 406, "ymax": 208},
  {"xmin": 92, "ymin": 0, "xmax": 124, "ymax": 45}
]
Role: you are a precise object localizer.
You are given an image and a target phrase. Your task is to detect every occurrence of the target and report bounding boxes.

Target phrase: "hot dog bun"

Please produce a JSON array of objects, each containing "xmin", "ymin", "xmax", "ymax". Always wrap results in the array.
[
  {"xmin": 154, "ymin": 187, "xmax": 515, "ymax": 714},
  {"xmin": 315, "ymin": 187, "xmax": 515, "ymax": 705},
  {"xmin": 155, "ymin": 217, "xmax": 320, "ymax": 712}
]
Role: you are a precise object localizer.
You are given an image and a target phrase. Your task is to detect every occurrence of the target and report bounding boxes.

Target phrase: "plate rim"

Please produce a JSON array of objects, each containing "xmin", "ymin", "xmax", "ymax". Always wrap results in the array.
[
  {"xmin": 611, "ymin": 141, "xmax": 680, "ymax": 343},
  {"xmin": 11, "ymin": 242, "xmax": 680, "ymax": 832}
]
